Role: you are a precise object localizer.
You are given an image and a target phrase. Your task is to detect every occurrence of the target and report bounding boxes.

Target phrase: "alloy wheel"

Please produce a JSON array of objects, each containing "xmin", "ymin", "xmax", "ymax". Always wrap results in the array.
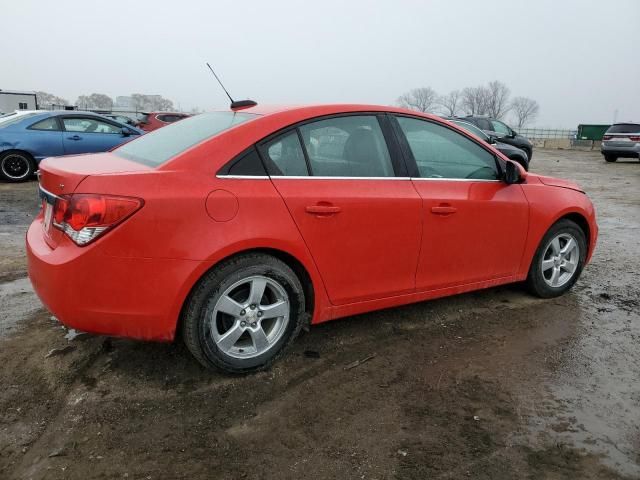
[
  {"xmin": 541, "ymin": 233, "xmax": 580, "ymax": 288},
  {"xmin": 1, "ymin": 154, "xmax": 31, "ymax": 180},
  {"xmin": 210, "ymin": 275, "xmax": 290, "ymax": 359}
]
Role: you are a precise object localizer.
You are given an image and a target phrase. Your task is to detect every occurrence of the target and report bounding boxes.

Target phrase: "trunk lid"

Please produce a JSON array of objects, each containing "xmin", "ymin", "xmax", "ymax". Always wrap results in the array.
[{"xmin": 38, "ymin": 152, "xmax": 151, "ymax": 249}]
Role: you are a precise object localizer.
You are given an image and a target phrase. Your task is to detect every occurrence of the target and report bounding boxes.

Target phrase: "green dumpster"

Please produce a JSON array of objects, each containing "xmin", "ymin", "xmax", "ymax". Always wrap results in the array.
[{"xmin": 576, "ymin": 124, "xmax": 610, "ymax": 141}]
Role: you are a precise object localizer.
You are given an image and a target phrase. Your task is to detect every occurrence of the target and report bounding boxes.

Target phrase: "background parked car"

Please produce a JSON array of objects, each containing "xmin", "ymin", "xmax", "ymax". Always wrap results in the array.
[
  {"xmin": 459, "ymin": 115, "xmax": 533, "ymax": 160},
  {"xmin": 447, "ymin": 118, "xmax": 530, "ymax": 170},
  {"xmin": 0, "ymin": 111, "xmax": 142, "ymax": 182},
  {"xmin": 601, "ymin": 123, "xmax": 640, "ymax": 163},
  {"xmin": 0, "ymin": 110, "xmax": 42, "ymax": 123},
  {"xmin": 136, "ymin": 111, "xmax": 191, "ymax": 132},
  {"xmin": 103, "ymin": 113, "xmax": 138, "ymax": 126}
]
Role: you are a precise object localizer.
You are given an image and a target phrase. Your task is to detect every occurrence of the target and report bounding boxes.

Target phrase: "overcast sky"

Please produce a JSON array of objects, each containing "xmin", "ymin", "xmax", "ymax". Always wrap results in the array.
[{"xmin": 2, "ymin": 0, "xmax": 639, "ymax": 127}]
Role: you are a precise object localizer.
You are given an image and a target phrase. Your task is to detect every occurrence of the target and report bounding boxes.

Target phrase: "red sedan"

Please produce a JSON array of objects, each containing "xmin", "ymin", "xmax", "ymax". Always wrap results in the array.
[
  {"xmin": 136, "ymin": 111, "xmax": 191, "ymax": 132},
  {"xmin": 27, "ymin": 104, "xmax": 598, "ymax": 373}
]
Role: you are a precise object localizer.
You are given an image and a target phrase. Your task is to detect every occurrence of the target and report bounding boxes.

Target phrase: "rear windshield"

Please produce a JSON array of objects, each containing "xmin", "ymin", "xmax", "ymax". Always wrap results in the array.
[
  {"xmin": 606, "ymin": 124, "xmax": 640, "ymax": 134},
  {"xmin": 116, "ymin": 111, "xmax": 257, "ymax": 166},
  {"xmin": 0, "ymin": 112, "xmax": 41, "ymax": 128}
]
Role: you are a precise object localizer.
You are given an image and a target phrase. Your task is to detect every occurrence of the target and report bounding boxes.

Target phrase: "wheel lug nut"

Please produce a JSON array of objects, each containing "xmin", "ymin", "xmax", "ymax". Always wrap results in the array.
[
  {"xmin": 240, "ymin": 309, "xmax": 246, "ymax": 316},
  {"xmin": 241, "ymin": 321, "xmax": 246, "ymax": 327},
  {"xmin": 251, "ymin": 322, "xmax": 257, "ymax": 327},
  {"xmin": 250, "ymin": 304, "xmax": 256, "ymax": 310},
  {"xmin": 257, "ymin": 311, "xmax": 263, "ymax": 317}
]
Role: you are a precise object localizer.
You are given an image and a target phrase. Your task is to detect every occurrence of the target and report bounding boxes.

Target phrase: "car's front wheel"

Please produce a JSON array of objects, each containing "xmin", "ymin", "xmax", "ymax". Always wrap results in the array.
[
  {"xmin": 0, "ymin": 151, "xmax": 35, "ymax": 182},
  {"xmin": 604, "ymin": 155, "xmax": 617, "ymax": 162},
  {"xmin": 182, "ymin": 253, "xmax": 306, "ymax": 373},
  {"xmin": 526, "ymin": 219, "xmax": 587, "ymax": 298}
]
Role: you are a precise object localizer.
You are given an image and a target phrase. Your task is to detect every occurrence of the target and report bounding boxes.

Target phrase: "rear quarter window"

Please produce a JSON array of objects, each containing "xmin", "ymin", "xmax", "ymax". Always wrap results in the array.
[{"xmin": 115, "ymin": 112, "xmax": 257, "ymax": 166}]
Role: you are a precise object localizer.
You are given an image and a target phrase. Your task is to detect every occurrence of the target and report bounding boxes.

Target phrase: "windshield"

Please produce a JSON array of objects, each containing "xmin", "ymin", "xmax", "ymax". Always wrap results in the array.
[
  {"xmin": 453, "ymin": 120, "xmax": 489, "ymax": 141},
  {"xmin": 116, "ymin": 111, "xmax": 258, "ymax": 166}
]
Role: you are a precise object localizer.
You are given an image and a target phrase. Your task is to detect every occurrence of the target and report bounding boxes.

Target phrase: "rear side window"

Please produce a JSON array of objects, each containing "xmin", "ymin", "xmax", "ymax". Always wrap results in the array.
[
  {"xmin": 298, "ymin": 116, "xmax": 394, "ymax": 177},
  {"xmin": 116, "ymin": 112, "xmax": 257, "ymax": 166},
  {"xmin": 30, "ymin": 117, "xmax": 60, "ymax": 131},
  {"xmin": 263, "ymin": 131, "xmax": 309, "ymax": 176},
  {"xmin": 396, "ymin": 116, "xmax": 499, "ymax": 180},
  {"xmin": 607, "ymin": 124, "xmax": 640, "ymax": 134}
]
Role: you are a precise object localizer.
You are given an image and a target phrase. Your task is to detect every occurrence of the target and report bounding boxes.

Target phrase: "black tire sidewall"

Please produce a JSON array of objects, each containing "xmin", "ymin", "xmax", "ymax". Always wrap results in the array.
[
  {"xmin": 187, "ymin": 255, "xmax": 305, "ymax": 372},
  {"xmin": 527, "ymin": 220, "xmax": 587, "ymax": 298},
  {"xmin": 0, "ymin": 151, "xmax": 35, "ymax": 182},
  {"xmin": 604, "ymin": 155, "xmax": 617, "ymax": 162}
]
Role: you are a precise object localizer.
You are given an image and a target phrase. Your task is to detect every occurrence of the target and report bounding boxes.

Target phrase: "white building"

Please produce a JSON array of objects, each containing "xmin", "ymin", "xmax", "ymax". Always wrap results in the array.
[{"xmin": 0, "ymin": 89, "xmax": 38, "ymax": 113}]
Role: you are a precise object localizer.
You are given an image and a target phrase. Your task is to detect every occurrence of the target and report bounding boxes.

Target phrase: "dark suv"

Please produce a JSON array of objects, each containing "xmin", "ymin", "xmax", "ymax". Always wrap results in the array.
[{"xmin": 460, "ymin": 116, "xmax": 533, "ymax": 160}]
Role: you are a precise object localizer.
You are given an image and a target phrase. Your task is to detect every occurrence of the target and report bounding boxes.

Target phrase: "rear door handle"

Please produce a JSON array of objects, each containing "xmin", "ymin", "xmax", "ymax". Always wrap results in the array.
[
  {"xmin": 305, "ymin": 205, "xmax": 341, "ymax": 215},
  {"xmin": 431, "ymin": 205, "xmax": 457, "ymax": 215},
  {"xmin": 67, "ymin": 135, "xmax": 81, "ymax": 141}
]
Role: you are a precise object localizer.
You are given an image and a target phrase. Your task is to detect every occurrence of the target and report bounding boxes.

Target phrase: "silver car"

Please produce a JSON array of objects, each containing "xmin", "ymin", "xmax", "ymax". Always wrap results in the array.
[{"xmin": 601, "ymin": 123, "xmax": 640, "ymax": 162}]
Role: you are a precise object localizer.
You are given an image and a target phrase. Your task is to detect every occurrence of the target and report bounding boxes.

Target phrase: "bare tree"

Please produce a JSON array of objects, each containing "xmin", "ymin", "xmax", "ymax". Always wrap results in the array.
[
  {"xmin": 35, "ymin": 91, "xmax": 69, "ymax": 108},
  {"xmin": 131, "ymin": 94, "xmax": 175, "ymax": 112},
  {"xmin": 397, "ymin": 87, "xmax": 438, "ymax": 113},
  {"xmin": 510, "ymin": 97, "xmax": 539, "ymax": 128},
  {"xmin": 76, "ymin": 93, "xmax": 114, "ymax": 110},
  {"xmin": 438, "ymin": 90, "xmax": 461, "ymax": 116},
  {"xmin": 485, "ymin": 80, "xmax": 511, "ymax": 119},
  {"xmin": 461, "ymin": 86, "xmax": 490, "ymax": 115}
]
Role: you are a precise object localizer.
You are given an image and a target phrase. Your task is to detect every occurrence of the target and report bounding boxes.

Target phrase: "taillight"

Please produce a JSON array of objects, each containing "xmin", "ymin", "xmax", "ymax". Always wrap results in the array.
[
  {"xmin": 52, "ymin": 194, "xmax": 143, "ymax": 246},
  {"xmin": 602, "ymin": 135, "xmax": 611, "ymax": 140},
  {"xmin": 630, "ymin": 136, "xmax": 640, "ymax": 142}
]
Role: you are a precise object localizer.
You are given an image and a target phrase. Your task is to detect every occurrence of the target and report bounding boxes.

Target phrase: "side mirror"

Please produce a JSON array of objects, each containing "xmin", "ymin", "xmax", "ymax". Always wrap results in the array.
[
  {"xmin": 487, "ymin": 135, "xmax": 498, "ymax": 144},
  {"xmin": 509, "ymin": 129, "xmax": 517, "ymax": 138},
  {"xmin": 121, "ymin": 128, "xmax": 131, "ymax": 137},
  {"xmin": 504, "ymin": 160, "xmax": 525, "ymax": 184}
]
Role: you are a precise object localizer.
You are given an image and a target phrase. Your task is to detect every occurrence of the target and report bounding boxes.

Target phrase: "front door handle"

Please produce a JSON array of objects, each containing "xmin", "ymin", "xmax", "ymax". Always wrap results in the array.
[
  {"xmin": 431, "ymin": 205, "xmax": 457, "ymax": 215},
  {"xmin": 67, "ymin": 135, "xmax": 81, "ymax": 141},
  {"xmin": 305, "ymin": 204, "xmax": 341, "ymax": 215}
]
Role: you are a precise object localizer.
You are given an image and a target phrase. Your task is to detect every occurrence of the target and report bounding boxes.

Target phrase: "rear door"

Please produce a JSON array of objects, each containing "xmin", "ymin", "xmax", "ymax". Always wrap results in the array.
[
  {"xmin": 392, "ymin": 115, "xmax": 529, "ymax": 291},
  {"xmin": 61, "ymin": 116, "xmax": 129, "ymax": 154},
  {"xmin": 261, "ymin": 114, "xmax": 422, "ymax": 305}
]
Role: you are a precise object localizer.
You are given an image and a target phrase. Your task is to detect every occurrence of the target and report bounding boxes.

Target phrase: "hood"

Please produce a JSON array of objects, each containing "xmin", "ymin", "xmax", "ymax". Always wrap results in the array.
[{"xmin": 535, "ymin": 175, "xmax": 584, "ymax": 193}]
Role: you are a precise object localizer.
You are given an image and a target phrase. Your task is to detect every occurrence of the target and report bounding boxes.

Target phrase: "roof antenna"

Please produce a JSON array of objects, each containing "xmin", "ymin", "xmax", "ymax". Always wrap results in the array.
[{"xmin": 206, "ymin": 62, "xmax": 257, "ymax": 111}]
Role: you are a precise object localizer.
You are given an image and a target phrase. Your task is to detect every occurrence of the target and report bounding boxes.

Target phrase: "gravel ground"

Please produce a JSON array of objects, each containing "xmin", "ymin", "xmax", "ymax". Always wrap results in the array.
[{"xmin": 0, "ymin": 150, "xmax": 638, "ymax": 480}]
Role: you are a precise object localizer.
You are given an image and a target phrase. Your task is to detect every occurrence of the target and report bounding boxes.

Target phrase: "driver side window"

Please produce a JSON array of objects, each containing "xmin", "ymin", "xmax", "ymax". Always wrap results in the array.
[{"xmin": 395, "ymin": 116, "xmax": 499, "ymax": 180}]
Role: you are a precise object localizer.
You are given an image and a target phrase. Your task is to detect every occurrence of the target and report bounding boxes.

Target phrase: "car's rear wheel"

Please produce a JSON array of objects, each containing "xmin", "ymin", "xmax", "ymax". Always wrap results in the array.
[
  {"xmin": 0, "ymin": 151, "xmax": 35, "ymax": 182},
  {"xmin": 604, "ymin": 155, "xmax": 617, "ymax": 162},
  {"xmin": 526, "ymin": 219, "xmax": 587, "ymax": 298},
  {"xmin": 182, "ymin": 253, "xmax": 306, "ymax": 373}
]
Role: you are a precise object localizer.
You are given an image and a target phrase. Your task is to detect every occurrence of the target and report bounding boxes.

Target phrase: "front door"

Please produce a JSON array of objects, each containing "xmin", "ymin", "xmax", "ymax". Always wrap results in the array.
[
  {"xmin": 261, "ymin": 115, "xmax": 423, "ymax": 305},
  {"xmin": 62, "ymin": 116, "xmax": 129, "ymax": 155},
  {"xmin": 393, "ymin": 115, "xmax": 529, "ymax": 291}
]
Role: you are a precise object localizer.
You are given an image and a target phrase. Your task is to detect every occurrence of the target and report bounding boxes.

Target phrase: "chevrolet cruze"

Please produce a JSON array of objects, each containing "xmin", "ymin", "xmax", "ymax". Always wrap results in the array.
[{"xmin": 27, "ymin": 104, "xmax": 598, "ymax": 373}]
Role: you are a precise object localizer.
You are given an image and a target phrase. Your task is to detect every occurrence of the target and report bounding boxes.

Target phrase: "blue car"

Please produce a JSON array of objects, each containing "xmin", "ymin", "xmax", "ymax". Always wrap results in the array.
[{"xmin": 0, "ymin": 111, "xmax": 143, "ymax": 182}]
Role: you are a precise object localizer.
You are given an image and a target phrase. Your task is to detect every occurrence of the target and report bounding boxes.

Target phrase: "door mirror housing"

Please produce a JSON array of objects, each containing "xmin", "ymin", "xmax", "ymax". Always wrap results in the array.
[
  {"xmin": 504, "ymin": 160, "xmax": 525, "ymax": 184},
  {"xmin": 121, "ymin": 128, "xmax": 131, "ymax": 137}
]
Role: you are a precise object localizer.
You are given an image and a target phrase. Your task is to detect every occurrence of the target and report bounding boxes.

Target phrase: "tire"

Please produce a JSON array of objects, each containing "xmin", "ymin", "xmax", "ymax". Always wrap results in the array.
[
  {"xmin": 604, "ymin": 155, "xmax": 617, "ymax": 163},
  {"xmin": 182, "ymin": 253, "xmax": 306, "ymax": 373},
  {"xmin": 0, "ymin": 151, "xmax": 36, "ymax": 182},
  {"xmin": 522, "ymin": 147, "xmax": 532, "ymax": 161},
  {"xmin": 526, "ymin": 219, "xmax": 587, "ymax": 298}
]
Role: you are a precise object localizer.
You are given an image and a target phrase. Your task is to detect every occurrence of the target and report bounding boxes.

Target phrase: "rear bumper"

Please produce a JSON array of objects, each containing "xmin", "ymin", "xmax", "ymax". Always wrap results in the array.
[
  {"xmin": 601, "ymin": 143, "xmax": 640, "ymax": 158},
  {"xmin": 26, "ymin": 220, "xmax": 200, "ymax": 341}
]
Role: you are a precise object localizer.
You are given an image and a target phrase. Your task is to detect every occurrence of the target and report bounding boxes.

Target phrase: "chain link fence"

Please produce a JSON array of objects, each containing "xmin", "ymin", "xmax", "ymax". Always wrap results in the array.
[{"xmin": 518, "ymin": 128, "xmax": 577, "ymax": 140}]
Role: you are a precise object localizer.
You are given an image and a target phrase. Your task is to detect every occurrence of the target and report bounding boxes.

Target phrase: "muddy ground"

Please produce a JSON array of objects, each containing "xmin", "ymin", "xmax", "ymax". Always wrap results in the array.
[{"xmin": 0, "ymin": 150, "xmax": 638, "ymax": 480}]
